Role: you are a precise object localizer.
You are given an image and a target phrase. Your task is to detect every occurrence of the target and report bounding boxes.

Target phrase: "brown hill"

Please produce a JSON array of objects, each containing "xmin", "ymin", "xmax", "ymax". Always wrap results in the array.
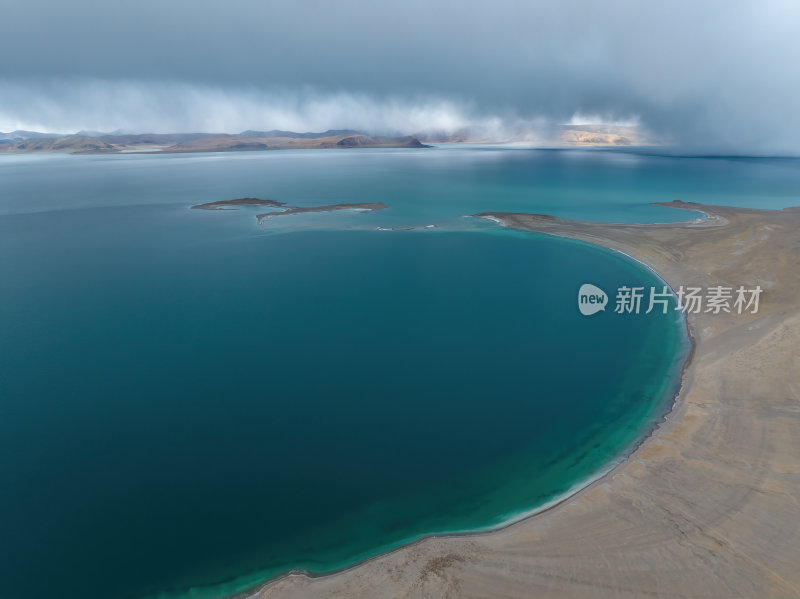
[{"xmin": 0, "ymin": 136, "xmax": 117, "ymax": 154}]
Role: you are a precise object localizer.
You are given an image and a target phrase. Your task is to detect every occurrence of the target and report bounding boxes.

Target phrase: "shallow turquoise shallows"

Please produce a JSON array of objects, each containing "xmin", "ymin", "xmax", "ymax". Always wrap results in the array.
[{"xmin": 2, "ymin": 147, "xmax": 796, "ymax": 599}]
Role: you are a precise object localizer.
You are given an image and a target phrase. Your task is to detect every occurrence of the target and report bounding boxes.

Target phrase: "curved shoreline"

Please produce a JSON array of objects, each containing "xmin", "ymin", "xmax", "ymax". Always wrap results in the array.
[
  {"xmin": 225, "ymin": 213, "xmax": 698, "ymax": 598},
  {"xmin": 147, "ymin": 219, "xmax": 694, "ymax": 599},
  {"xmin": 252, "ymin": 201, "xmax": 800, "ymax": 598}
]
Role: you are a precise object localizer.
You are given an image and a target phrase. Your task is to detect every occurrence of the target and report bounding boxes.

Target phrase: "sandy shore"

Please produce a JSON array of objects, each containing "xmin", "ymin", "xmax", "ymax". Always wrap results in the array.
[{"xmin": 250, "ymin": 201, "xmax": 800, "ymax": 598}]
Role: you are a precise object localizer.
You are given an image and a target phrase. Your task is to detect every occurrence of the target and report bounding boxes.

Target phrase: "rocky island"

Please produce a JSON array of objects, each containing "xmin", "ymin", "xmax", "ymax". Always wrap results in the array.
[
  {"xmin": 191, "ymin": 198, "xmax": 287, "ymax": 210},
  {"xmin": 191, "ymin": 197, "xmax": 388, "ymax": 224}
]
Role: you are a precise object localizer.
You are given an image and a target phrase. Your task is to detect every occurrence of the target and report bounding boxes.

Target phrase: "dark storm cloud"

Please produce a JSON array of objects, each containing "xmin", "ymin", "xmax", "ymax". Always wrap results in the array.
[{"xmin": 1, "ymin": 0, "xmax": 799, "ymax": 152}]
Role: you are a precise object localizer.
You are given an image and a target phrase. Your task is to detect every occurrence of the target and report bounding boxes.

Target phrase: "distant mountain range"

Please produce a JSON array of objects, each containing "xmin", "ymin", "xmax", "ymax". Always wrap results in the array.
[
  {"xmin": 0, "ymin": 130, "xmax": 429, "ymax": 154},
  {"xmin": 0, "ymin": 125, "xmax": 658, "ymax": 154}
]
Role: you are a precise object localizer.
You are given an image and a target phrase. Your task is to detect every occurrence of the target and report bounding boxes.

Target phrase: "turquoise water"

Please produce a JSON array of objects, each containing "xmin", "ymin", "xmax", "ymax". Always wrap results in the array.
[{"xmin": 1, "ymin": 147, "xmax": 797, "ymax": 599}]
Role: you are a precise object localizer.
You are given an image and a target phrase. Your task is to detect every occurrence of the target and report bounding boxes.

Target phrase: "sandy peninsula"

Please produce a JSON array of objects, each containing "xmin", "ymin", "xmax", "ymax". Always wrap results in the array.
[{"xmin": 249, "ymin": 200, "xmax": 800, "ymax": 598}]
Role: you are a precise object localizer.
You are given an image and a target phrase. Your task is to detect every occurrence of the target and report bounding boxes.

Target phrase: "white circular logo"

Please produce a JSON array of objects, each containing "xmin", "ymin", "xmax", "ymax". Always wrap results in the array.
[{"xmin": 578, "ymin": 283, "xmax": 608, "ymax": 316}]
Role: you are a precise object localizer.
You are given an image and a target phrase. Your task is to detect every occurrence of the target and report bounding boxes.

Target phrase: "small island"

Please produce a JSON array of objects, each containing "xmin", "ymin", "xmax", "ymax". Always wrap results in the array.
[
  {"xmin": 191, "ymin": 197, "xmax": 388, "ymax": 224},
  {"xmin": 191, "ymin": 197, "xmax": 286, "ymax": 210},
  {"xmin": 256, "ymin": 202, "xmax": 387, "ymax": 223}
]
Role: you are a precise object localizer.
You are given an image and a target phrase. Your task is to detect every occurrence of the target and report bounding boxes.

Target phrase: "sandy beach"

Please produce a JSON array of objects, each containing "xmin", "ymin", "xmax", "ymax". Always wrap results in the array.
[{"xmin": 251, "ymin": 201, "xmax": 800, "ymax": 598}]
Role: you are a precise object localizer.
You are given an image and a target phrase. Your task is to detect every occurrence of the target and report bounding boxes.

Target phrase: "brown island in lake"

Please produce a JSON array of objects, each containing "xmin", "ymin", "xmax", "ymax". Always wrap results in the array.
[{"xmin": 249, "ymin": 200, "xmax": 800, "ymax": 599}]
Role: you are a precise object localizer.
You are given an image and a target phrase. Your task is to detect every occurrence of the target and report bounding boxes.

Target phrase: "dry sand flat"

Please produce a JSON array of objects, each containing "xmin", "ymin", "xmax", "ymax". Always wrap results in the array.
[{"xmin": 251, "ymin": 201, "xmax": 800, "ymax": 599}]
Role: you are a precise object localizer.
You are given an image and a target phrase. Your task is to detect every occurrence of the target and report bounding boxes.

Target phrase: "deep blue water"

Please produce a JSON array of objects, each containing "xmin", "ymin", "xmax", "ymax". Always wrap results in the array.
[{"xmin": 1, "ymin": 147, "xmax": 796, "ymax": 598}]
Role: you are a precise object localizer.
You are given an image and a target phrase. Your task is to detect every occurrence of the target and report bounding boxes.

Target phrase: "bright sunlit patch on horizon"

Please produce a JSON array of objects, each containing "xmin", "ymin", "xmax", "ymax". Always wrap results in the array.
[{"xmin": 567, "ymin": 112, "xmax": 641, "ymax": 127}]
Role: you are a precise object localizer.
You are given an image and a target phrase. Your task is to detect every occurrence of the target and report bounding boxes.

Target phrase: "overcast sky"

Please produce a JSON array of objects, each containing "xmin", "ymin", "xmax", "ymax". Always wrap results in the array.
[{"xmin": 1, "ymin": 0, "xmax": 799, "ymax": 152}]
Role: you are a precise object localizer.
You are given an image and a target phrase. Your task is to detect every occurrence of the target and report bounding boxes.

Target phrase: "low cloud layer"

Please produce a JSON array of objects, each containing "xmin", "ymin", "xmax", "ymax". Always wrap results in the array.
[
  {"xmin": 2, "ymin": 0, "xmax": 799, "ymax": 153},
  {"xmin": 0, "ymin": 79, "xmax": 538, "ymax": 140}
]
